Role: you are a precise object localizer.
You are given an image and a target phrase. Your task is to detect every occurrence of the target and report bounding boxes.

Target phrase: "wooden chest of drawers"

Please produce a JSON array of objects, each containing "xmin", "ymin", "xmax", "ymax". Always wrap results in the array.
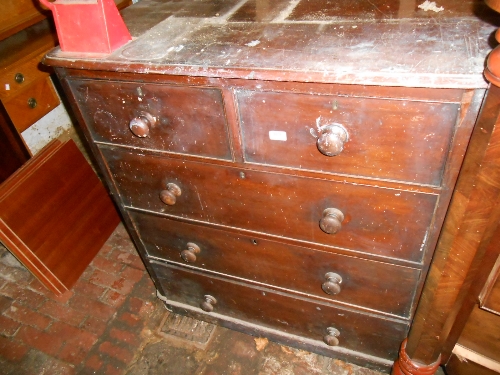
[{"xmin": 44, "ymin": 0, "xmax": 497, "ymax": 371}]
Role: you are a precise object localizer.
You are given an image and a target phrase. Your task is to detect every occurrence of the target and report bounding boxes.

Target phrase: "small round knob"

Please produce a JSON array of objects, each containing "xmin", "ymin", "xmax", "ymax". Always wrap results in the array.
[
  {"xmin": 129, "ymin": 112, "xmax": 156, "ymax": 138},
  {"xmin": 200, "ymin": 295, "xmax": 217, "ymax": 312},
  {"xmin": 322, "ymin": 272, "xmax": 343, "ymax": 295},
  {"xmin": 323, "ymin": 327, "xmax": 340, "ymax": 346},
  {"xmin": 27, "ymin": 98, "xmax": 37, "ymax": 109},
  {"xmin": 15, "ymin": 73, "xmax": 25, "ymax": 84},
  {"xmin": 180, "ymin": 242, "xmax": 200, "ymax": 263},
  {"xmin": 319, "ymin": 208, "xmax": 345, "ymax": 234},
  {"xmin": 159, "ymin": 183, "xmax": 182, "ymax": 205},
  {"xmin": 317, "ymin": 124, "xmax": 348, "ymax": 157}
]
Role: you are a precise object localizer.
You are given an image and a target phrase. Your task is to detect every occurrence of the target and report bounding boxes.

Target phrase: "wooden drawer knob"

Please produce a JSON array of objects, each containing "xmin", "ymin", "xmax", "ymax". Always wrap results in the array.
[
  {"xmin": 317, "ymin": 124, "xmax": 348, "ymax": 156},
  {"xmin": 200, "ymin": 295, "xmax": 217, "ymax": 312},
  {"xmin": 129, "ymin": 112, "xmax": 156, "ymax": 138},
  {"xmin": 323, "ymin": 327, "xmax": 340, "ymax": 346},
  {"xmin": 319, "ymin": 208, "xmax": 345, "ymax": 234},
  {"xmin": 159, "ymin": 183, "xmax": 182, "ymax": 205},
  {"xmin": 180, "ymin": 242, "xmax": 200, "ymax": 263},
  {"xmin": 322, "ymin": 272, "xmax": 343, "ymax": 295}
]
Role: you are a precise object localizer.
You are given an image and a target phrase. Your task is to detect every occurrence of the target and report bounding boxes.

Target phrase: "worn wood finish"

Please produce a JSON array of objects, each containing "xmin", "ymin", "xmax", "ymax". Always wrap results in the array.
[
  {"xmin": 238, "ymin": 89, "xmax": 460, "ymax": 185},
  {"xmin": 43, "ymin": 0, "xmax": 497, "ymax": 370},
  {"xmin": 69, "ymin": 79, "xmax": 232, "ymax": 160},
  {"xmin": 152, "ymin": 261, "xmax": 409, "ymax": 361},
  {"xmin": 0, "ymin": 139, "xmax": 120, "ymax": 295},
  {"xmin": 102, "ymin": 147, "xmax": 437, "ymax": 263},
  {"xmin": 131, "ymin": 211, "xmax": 420, "ymax": 317}
]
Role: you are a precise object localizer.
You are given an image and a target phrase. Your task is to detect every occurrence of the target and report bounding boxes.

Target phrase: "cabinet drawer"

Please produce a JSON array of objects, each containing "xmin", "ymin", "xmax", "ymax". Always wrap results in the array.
[
  {"xmin": 0, "ymin": 52, "xmax": 48, "ymax": 101},
  {"xmin": 152, "ymin": 262, "xmax": 408, "ymax": 360},
  {"xmin": 103, "ymin": 147, "xmax": 437, "ymax": 263},
  {"xmin": 237, "ymin": 90, "xmax": 459, "ymax": 186},
  {"xmin": 132, "ymin": 211, "xmax": 420, "ymax": 317},
  {"xmin": 3, "ymin": 76, "xmax": 60, "ymax": 133},
  {"xmin": 69, "ymin": 79, "xmax": 232, "ymax": 160}
]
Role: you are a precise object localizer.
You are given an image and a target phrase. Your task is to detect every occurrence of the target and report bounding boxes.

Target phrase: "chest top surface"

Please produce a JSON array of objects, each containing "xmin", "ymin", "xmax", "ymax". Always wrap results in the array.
[{"xmin": 45, "ymin": 0, "xmax": 499, "ymax": 88}]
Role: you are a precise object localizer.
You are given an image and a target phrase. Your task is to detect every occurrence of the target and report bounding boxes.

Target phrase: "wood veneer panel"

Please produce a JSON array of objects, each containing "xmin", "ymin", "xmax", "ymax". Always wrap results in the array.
[{"xmin": 0, "ymin": 139, "xmax": 120, "ymax": 295}]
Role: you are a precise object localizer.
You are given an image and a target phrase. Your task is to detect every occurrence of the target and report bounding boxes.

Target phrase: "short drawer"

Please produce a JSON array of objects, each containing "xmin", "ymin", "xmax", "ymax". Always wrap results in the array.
[
  {"xmin": 237, "ymin": 90, "xmax": 459, "ymax": 186},
  {"xmin": 132, "ymin": 211, "xmax": 420, "ymax": 317},
  {"xmin": 103, "ymin": 147, "xmax": 437, "ymax": 263},
  {"xmin": 152, "ymin": 262, "xmax": 409, "ymax": 360},
  {"xmin": 0, "ymin": 51, "xmax": 49, "ymax": 101},
  {"xmin": 68, "ymin": 79, "xmax": 232, "ymax": 160},
  {"xmin": 3, "ymin": 76, "xmax": 60, "ymax": 133}
]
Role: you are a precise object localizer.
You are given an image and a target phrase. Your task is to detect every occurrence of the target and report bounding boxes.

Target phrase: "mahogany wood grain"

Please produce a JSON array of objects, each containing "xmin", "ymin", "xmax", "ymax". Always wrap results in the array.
[
  {"xmin": 69, "ymin": 79, "xmax": 231, "ymax": 160},
  {"xmin": 237, "ymin": 89, "xmax": 460, "ymax": 185},
  {"xmin": 401, "ymin": 85, "xmax": 500, "ymax": 365},
  {"xmin": 0, "ymin": 139, "xmax": 120, "ymax": 295},
  {"xmin": 102, "ymin": 147, "xmax": 437, "ymax": 263},
  {"xmin": 130, "ymin": 210, "xmax": 420, "ymax": 318},
  {"xmin": 152, "ymin": 261, "xmax": 409, "ymax": 361}
]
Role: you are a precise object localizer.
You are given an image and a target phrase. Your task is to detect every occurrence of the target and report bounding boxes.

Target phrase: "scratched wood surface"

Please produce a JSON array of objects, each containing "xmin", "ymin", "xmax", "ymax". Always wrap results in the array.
[{"xmin": 45, "ymin": 0, "xmax": 499, "ymax": 88}]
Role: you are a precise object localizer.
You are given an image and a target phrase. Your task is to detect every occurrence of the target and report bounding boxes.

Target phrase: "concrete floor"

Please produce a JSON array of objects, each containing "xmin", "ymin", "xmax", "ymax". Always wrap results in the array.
[{"xmin": 0, "ymin": 223, "xmax": 396, "ymax": 375}]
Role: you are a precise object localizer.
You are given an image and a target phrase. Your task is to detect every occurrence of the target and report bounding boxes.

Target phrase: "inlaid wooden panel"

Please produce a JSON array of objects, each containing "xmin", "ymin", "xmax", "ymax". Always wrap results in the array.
[
  {"xmin": 103, "ymin": 147, "xmax": 437, "ymax": 263},
  {"xmin": 69, "ymin": 79, "xmax": 232, "ymax": 160},
  {"xmin": 153, "ymin": 262, "xmax": 409, "ymax": 360},
  {"xmin": 131, "ymin": 211, "xmax": 420, "ymax": 317}
]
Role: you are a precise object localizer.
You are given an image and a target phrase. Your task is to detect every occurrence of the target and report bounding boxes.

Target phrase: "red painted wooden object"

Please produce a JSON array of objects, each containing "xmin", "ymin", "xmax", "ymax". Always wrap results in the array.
[{"xmin": 39, "ymin": 0, "xmax": 131, "ymax": 54}]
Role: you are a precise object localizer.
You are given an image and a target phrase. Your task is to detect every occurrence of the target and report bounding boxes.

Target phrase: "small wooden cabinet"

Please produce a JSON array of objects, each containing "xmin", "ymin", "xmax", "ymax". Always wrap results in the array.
[{"xmin": 44, "ymin": 0, "xmax": 498, "ymax": 371}]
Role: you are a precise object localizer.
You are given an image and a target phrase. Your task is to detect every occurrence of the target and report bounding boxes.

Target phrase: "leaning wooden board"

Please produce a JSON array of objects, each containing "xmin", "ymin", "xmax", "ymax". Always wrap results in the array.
[{"xmin": 0, "ymin": 139, "xmax": 120, "ymax": 295}]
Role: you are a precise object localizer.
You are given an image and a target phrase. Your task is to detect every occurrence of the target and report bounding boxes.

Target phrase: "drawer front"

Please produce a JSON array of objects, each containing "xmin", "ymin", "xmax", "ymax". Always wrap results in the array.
[
  {"xmin": 69, "ymin": 79, "xmax": 232, "ymax": 160},
  {"xmin": 3, "ymin": 76, "xmax": 60, "ymax": 133},
  {"xmin": 0, "ymin": 52, "xmax": 49, "ymax": 100},
  {"xmin": 237, "ymin": 90, "xmax": 459, "ymax": 186},
  {"xmin": 132, "ymin": 211, "xmax": 420, "ymax": 317},
  {"xmin": 103, "ymin": 147, "xmax": 437, "ymax": 263},
  {"xmin": 153, "ymin": 262, "xmax": 409, "ymax": 360}
]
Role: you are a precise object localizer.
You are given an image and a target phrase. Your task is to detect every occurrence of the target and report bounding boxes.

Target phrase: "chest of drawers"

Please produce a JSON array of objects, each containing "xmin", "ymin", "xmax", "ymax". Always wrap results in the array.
[{"xmin": 45, "ymin": 0, "xmax": 498, "ymax": 371}]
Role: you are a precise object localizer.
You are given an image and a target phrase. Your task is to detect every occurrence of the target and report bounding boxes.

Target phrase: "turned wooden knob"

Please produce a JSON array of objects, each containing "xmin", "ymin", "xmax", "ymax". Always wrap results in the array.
[
  {"xmin": 319, "ymin": 208, "xmax": 345, "ymax": 234},
  {"xmin": 180, "ymin": 242, "xmax": 200, "ymax": 263},
  {"xmin": 323, "ymin": 327, "xmax": 340, "ymax": 346},
  {"xmin": 159, "ymin": 183, "xmax": 182, "ymax": 205},
  {"xmin": 200, "ymin": 295, "xmax": 217, "ymax": 312},
  {"xmin": 129, "ymin": 112, "xmax": 156, "ymax": 137},
  {"xmin": 322, "ymin": 272, "xmax": 343, "ymax": 295},
  {"xmin": 317, "ymin": 124, "xmax": 349, "ymax": 156}
]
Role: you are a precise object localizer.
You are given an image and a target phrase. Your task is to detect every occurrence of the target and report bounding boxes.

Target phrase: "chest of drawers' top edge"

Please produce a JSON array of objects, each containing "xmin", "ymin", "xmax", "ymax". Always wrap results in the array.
[{"xmin": 44, "ymin": 0, "xmax": 499, "ymax": 89}]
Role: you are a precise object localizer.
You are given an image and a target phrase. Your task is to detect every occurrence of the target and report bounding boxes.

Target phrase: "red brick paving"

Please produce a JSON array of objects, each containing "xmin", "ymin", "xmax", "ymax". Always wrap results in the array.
[{"xmin": 0, "ymin": 223, "xmax": 160, "ymax": 375}]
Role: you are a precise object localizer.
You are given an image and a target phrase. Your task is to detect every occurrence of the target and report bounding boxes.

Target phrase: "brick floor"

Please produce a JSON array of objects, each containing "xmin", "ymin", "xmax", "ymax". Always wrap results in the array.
[{"xmin": 0, "ymin": 223, "xmax": 392, "ymax": 375}]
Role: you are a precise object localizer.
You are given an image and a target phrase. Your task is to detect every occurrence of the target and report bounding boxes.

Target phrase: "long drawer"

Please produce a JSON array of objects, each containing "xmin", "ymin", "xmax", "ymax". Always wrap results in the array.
[
  {"xmin": 132, "ymin": 211, "xmax": 420, "ymax": 317},
  {"xmin": 237, "ymin": 89, "xmax": 459, "ymax": 186},
  {"xmin": 103, "ymin": 147, "xmax": 437, "ymax": 263},
  {"xmin": 152, "ymin": 262, "xmax": 409, "ymax": 360},
  {"xmin": 69, "ymin": 79, "xmax": 232, "ymax": 160}
]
